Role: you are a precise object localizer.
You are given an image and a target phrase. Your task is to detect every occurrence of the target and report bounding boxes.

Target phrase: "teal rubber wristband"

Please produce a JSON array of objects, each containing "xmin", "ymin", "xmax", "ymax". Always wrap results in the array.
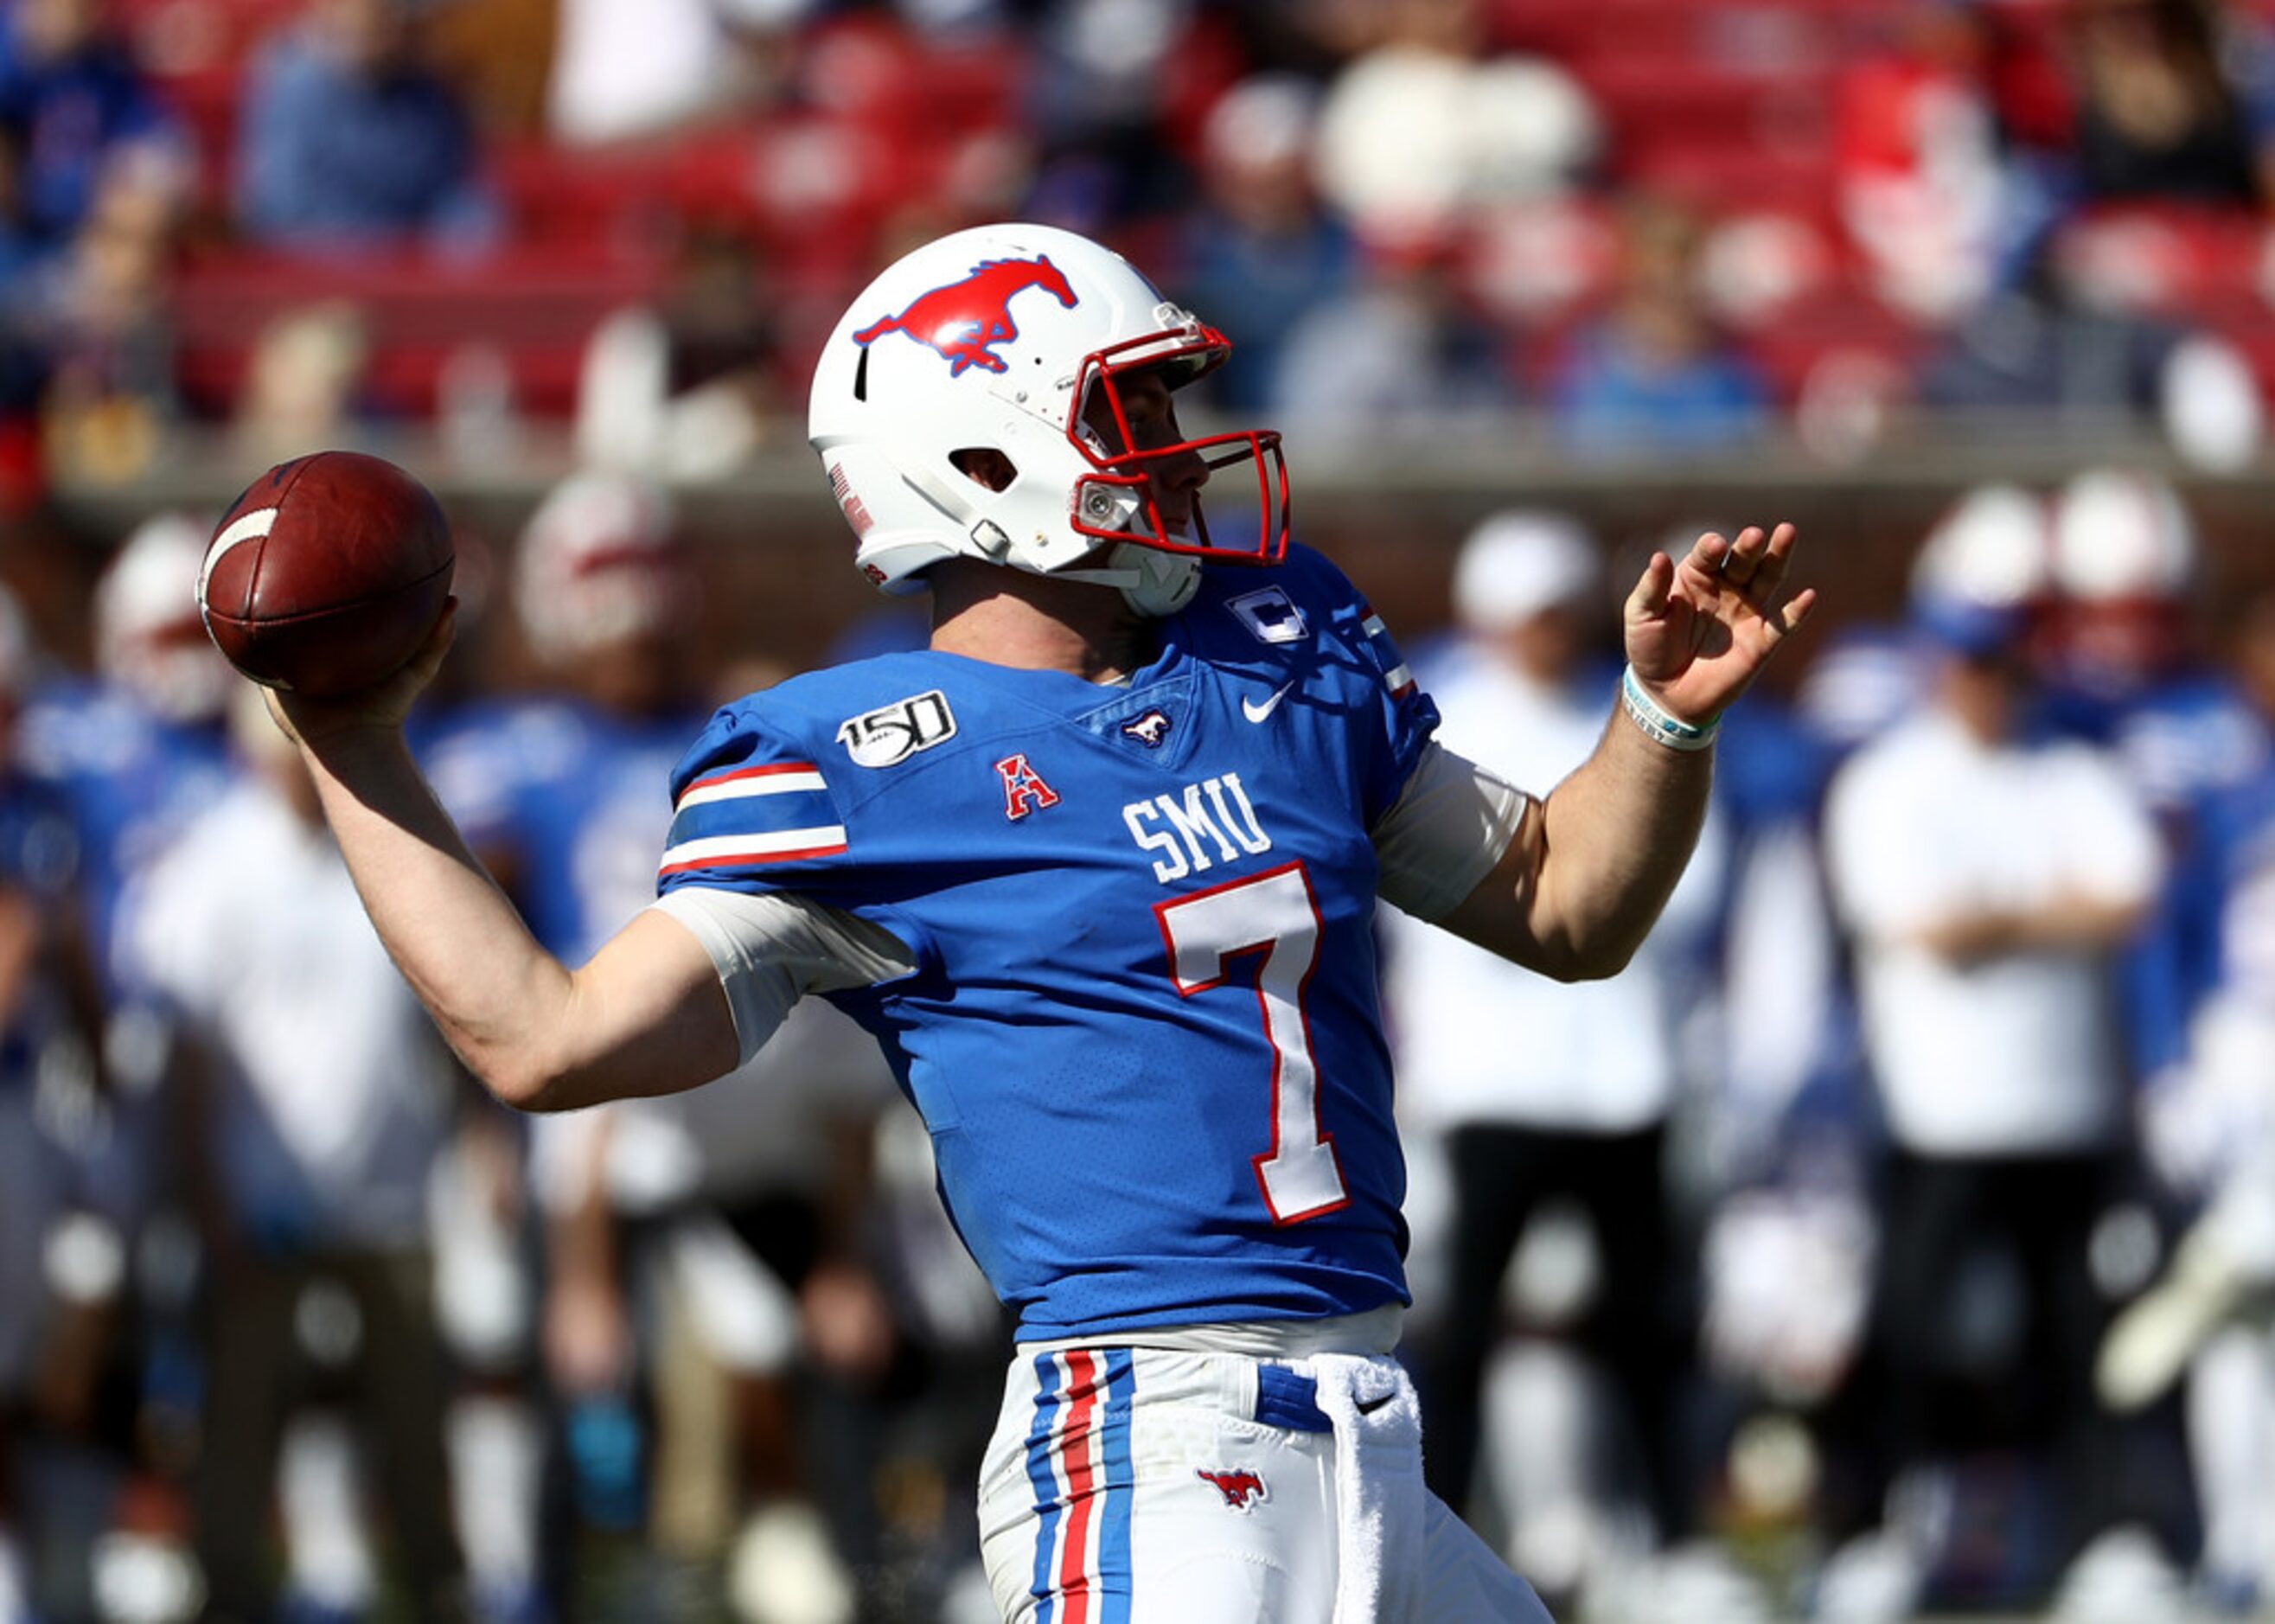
[{"xmin": 1620, "ymin": 664, "xmax": 1719, "ymax": 752}]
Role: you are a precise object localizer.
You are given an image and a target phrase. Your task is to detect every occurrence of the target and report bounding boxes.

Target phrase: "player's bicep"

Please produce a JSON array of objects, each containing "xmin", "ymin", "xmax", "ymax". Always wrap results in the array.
[
  {"xmin": 540, "ymin": 908, "xmax": 744, "ymax": 1111},
  {"xmin": 1429, "ymin": 796, "xmax": 1558, "ymax": 970},
  {"xmin": 1364, "ymin": 737, "xmax": 1547, "ymax": 937}
]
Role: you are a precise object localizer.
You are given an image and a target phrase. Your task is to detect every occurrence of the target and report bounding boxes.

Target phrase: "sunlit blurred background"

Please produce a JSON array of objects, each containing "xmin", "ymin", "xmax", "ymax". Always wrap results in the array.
[{"xmin": 9, "ymin": 0, "xmax": 2275, "ymax": 1620}]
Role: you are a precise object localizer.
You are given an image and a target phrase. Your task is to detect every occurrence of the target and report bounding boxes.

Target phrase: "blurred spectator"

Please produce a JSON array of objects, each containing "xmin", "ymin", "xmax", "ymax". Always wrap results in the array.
[
  {"xmin": 0, "ymin": 0, "xmax": 183, "ymax": 247},
  {"xmin": 1169, "ymin": 74, "xmax": 1356, "ymax": 415},
  {"xmin": 2098, "ymin": 581, "xmax": 2275, "ymax": 1607},
  {"xmin": 425, "ymin": 0, "xmax": 554, "ymax": 137},
  {"xmin": 1819, "ymin": 515, "xmax": 2169, "ymax": 1615},
  {"xmin": 1270, "ymin": 240, "xmax": 1512, "ymax": 435},
  {"xmin": 232, "ymin": 300, "xmax": 374, "ymax": 469},
  {"xmin": 2061, "ymin": 0, "xmax": 2273, "ymax": 210},
  {"xmin": 236, "ymin": 0, "xmax": 496, "ymax": 250},
  {"xmin": 125, "ymin": 682, "xmax": 465, "ymax": 1624},
  {"xmin": 35, "ymin": 195, "xmax": 174, "ymax": 485},
  {"xmin": 1019, "ymin": 0, "xmax": 1201, "ymax": 231},
  {"xmin": 1311, "ymin": 0, "xmax": 1598, "ymax": 249},
  {"xmin": 546, "ymin": 0, "xmax": 798, "ymax": 147},
  {"xmin": 573, "ymin": 221, "xmax": 780, "ymax": 480},
  {"xmin": 1918, "ymin": 278, "xmax": 2185, "ymax": 423},
  {"xmin": 1384, "ymin": 511, "xmax": 1727, "ymax": 1614},
  {"xmin": 1836, "ymin": 5, "xmax": 2015, "ymax": 323},
  {"xmin": 1551, "ymin": 195, "xmax": 1771, "ymax": 456}
]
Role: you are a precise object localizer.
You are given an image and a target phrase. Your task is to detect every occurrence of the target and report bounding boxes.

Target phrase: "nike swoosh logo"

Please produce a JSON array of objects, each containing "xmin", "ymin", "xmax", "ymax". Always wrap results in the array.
[
  {"xmin": 1243, "ymin": 681, "xmax": 1294, "ymax": 724},
  {"xmin": 1355, "ymin": 1391, "xmax": 1397, "ymax": 1416}
]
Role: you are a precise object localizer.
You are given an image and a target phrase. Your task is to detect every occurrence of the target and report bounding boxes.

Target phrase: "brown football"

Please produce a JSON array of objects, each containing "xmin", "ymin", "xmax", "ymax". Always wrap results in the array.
[{"xmin": 198, "ymin": 451, "xmax": 455, "ymax": 696}]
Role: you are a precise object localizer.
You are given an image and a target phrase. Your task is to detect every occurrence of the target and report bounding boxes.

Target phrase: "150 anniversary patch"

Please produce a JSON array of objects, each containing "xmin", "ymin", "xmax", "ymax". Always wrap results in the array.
[{"xmin": 837, "ymin": 690, "xmax": 957, "ymax": 768}]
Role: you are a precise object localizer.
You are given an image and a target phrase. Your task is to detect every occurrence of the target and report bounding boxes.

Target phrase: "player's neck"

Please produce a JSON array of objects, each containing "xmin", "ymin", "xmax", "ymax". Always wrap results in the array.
[{"xmin": 927, "ymin": 562, "xmax": 1153, "ymax": 685}]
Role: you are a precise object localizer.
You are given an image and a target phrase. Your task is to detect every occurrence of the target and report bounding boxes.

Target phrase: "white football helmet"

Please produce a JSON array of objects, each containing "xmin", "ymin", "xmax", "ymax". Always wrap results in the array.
[
  {"xmin": 1909, "ymin": 483, "xmax": 2051, "ymax": 612},
  {"xmin": 2049, "ymin": 468, "xmax": 2196, "ymax": 604},
  {"xmin": 808, "ymin": 221, "xmax": 1288, "ymax": 617},
  {"xmin": 514, "ymin": 470, "xmax": 687, "ymax": 666},
  {"xmin": 98, "ymin": 512, "xmax": 234, "ymax": 725}
]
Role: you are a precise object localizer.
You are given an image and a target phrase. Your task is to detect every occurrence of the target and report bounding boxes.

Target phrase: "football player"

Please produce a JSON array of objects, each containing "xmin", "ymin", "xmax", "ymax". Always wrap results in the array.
[{"xmin": 259, "ymin": 222, "xmax": 1812, "ymax": 1621}]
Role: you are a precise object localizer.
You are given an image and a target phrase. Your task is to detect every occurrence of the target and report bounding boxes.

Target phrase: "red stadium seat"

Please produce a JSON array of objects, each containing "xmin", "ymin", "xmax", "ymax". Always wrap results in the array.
[{"xmin": 169, "ymin": 245, "xmax": 669, "ymax": 419}]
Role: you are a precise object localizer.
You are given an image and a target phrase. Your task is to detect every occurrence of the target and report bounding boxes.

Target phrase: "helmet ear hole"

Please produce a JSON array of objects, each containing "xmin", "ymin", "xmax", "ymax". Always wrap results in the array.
[{"xmin": 950, "ymin": 447, "xmax": 1019, "ymax": 492}]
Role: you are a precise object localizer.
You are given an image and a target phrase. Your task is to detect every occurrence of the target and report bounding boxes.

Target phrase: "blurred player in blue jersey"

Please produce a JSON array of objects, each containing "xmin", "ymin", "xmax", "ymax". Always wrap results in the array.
[{"xmin": 256, "ymin": 222, "xmax": 1813, "ymax": 1622}]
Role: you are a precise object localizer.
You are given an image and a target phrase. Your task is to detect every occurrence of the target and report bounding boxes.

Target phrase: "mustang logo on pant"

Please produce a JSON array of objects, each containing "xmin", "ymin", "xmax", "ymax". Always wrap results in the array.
[{"xmin": 1195, "ymin": 1468, "xmax": 1268, "ymax": 1512}]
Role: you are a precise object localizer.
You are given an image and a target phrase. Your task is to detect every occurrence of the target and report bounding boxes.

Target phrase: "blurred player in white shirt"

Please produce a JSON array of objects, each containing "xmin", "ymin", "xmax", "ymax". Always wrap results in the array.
[
  {"xmin": 126, "ymin": 684, "xmax": 463, "ymax": 1623},
  {"xmin": 1822, "ymin": 502, "xmax": 2167, "ymax": 1617}
]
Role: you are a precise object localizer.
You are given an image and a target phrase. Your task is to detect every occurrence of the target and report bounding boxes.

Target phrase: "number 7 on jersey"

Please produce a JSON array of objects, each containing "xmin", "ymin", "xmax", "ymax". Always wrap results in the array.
[{"xmin": 1154, "ymin": 862, "xmax": 1352, "ymax": 1224}]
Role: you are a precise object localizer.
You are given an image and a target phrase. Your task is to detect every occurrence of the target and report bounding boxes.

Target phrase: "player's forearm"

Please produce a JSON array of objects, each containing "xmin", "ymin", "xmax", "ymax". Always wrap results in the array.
[
  {"xmin": 291, "ymin": 726, "xmax": 586, "ymax": 1109},
  {"xmin": 1914, "ymin": 890, "xmax": 2149, "ymax": 963},
  {"xmin": 1527, "ymin": 707, "xmax": 1712, "ymax": 980}
]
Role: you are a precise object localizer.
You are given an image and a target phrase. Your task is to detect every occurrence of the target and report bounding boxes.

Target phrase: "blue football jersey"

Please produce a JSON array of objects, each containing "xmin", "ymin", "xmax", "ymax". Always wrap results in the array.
[
  {"xmin": 425, "ymin": 696, "xmax": 704, "ymax": 964},
  {"xmin": 657, "ymin": 547, "xmax": 1440, "ymax": 1341},
  {"xmin": 16, "ymin": 679, "xmax": 232, "ymax": 989}
]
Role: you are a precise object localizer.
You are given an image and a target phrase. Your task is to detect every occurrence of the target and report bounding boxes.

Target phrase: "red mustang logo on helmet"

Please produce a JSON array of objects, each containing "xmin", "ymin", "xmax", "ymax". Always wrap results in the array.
[
  {"xmin": 852, "ymin": 255, "xmax": 1078, "ymax": 377},
  {"xmin": 1196, "ymin": 1468, "xmax": 1268, "ymax": 1512}
]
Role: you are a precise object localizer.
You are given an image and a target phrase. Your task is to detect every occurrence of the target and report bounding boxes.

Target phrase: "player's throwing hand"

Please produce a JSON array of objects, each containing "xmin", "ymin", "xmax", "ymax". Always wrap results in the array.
[{"xmin": 1624, "ymin": 522, "xmax": 1815, "ymax": 726}]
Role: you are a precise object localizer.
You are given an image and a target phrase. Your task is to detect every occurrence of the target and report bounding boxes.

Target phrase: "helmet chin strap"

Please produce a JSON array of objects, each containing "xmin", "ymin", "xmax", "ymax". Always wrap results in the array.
[{"xmin": 1054, "ymin": 543, "xmax": 1201, "ymax": 617}]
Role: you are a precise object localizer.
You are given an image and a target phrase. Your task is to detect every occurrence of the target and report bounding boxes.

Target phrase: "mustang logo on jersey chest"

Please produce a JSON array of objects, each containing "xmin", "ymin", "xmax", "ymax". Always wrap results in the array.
[
  {"xmin": 1122, "ymin": 773, "xmax": 1273, "ymax": 883},
  {"xmin": 838, "ymin": 690, "xmax": 955, "ymax": 769},
  {"xmin": 1121, "ymin": 708, "xmax": 1173, "ymax": 747}
]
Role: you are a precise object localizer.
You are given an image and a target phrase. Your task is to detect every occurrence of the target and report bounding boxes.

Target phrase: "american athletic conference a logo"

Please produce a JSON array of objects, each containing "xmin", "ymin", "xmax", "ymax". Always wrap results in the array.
[{"xmin": 852, "ymin": 255, "xmax": 1077, "ymax": 377}]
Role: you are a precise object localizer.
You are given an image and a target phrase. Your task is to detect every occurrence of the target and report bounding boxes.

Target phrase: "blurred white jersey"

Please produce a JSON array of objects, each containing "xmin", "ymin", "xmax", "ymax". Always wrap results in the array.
[
  {"xmin": 1825, "ymin": 711, "xmax": 2162, "ymax": 1155},
  {"xmin": 126, "ymin": 779, "xmax": 453, "ymax": 1249}
]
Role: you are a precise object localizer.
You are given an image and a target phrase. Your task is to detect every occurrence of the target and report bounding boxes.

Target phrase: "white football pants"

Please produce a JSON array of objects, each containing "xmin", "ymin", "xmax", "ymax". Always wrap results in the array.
[{"xmin": 977, "ymin": 1344, "xmax": 1555, "ymax": 1623}]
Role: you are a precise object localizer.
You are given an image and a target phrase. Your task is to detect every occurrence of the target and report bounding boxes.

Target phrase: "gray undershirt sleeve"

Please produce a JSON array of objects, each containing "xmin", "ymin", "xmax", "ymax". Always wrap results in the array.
[
  {"xmin": 1370, "ymin": 740, "xmax": 1531, "ymax": 923},
  {"xmin": 647, "ymin": 889, "xmax": 917, "ymax": 1067}
]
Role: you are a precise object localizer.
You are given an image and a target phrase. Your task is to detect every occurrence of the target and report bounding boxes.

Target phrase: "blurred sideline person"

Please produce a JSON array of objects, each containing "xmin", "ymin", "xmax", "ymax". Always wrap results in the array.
[
  {"xmin": 2040, "ymin": 470, "xmax": 2264, "ymax": 1091},
  {"xmin": 125, "ymin": 682, "xmax": 464, "ymax": 1624},
  {"xmin": 1384, "ymin": 510, "xmax": 1728, "ymax": 1612},
  {"xmin": 1819, "ymin": 500, "xmax": 2167, "ymax": 1620},
  {"xmin": 2099, "ymin": 582, "xmax": 2275, "ymax": 1608},
  {"xmin": 429, "ymin": 472, "xmax": 903, "ymax": 1621},
  {"xmin": 256, "ymin": 221, "xmax": 1813, "ymax": 1621},
  {"xmin": 0, "ymin": 582, "xmax": 112, "ymax": 1623},
  {"xmin": 236, "ymin": 0, "xmax": 495, "ymax": 248}
]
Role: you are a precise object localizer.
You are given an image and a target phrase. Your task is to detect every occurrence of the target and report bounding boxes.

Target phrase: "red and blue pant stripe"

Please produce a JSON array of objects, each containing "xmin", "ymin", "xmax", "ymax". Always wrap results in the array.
[{"xmin": 1023, "ymin": 1347, "xmax": 1135, "ymax": 1623}]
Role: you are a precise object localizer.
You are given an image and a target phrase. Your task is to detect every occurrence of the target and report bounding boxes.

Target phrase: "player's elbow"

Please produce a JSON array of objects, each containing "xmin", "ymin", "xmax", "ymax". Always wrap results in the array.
[
  {"xmin": 459, "ymin": 1029, "xmax": 595, "ymax": 1114},
  {"xmin": 472, "ymin": 1052, "xmax": 577, "ymax": 1114},
  {"xmin": 1561, "ymin": 935, "xmax": 1641, "ymax": 982},
  {"xmin": 1527, "ymin": 932, "xmax": 1639, "ymax": 984}
]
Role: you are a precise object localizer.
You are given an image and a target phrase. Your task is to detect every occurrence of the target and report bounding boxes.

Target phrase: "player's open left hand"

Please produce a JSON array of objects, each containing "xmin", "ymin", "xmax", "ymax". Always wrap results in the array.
[
  {"xmin": 263, "ymin": 597, "xmax": 459, "ymax": 751},
  {"xmin": 1624, "ymin": 523, "xmax": 1814, "ymax": 726}
]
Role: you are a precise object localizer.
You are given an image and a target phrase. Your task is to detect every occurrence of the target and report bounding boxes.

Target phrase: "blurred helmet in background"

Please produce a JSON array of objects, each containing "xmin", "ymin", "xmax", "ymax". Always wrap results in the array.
[
  {"xmin": 98, "ymin": 512, "xmax": 233, "ymax": 725},
  {"xmin": 514, "ymin": 470, "xmax": 688, "ymax": 667},
  {"xmin": 1453, "ymin": 508, "xmax": 1598, "ymax": 630},
  {"xmin": 2047, "ymin": 468, "xmax": 2198, "ymax": 692},
  {"xmin": 2049, "ymin": 469, "xmax": 2195, "ymax": 606},
  {"xmin": 1908, "ymin": 483, "xmax": 2051, "ymax": 660}
]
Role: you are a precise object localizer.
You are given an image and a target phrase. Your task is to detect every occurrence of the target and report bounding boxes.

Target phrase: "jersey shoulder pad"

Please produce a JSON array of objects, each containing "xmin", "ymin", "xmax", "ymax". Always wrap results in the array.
[{"xmin": 658, "ymin": 694, "xmax": 852, "ymax": 892}]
